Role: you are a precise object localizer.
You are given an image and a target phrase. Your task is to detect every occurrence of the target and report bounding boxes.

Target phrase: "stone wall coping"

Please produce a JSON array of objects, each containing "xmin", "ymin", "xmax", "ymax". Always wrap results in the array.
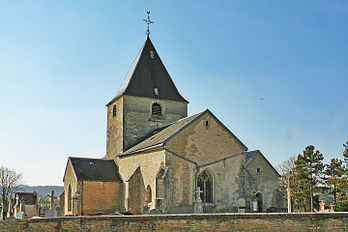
[{"xmin": 1, "ymin": 212, "xmax": 347, "ymax": 223}]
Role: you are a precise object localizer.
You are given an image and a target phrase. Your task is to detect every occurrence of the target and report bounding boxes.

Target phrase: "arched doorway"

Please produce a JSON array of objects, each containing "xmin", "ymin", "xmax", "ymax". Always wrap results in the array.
[{"xmin": 256, "ymin": 192, "xmax": 263, "ymax": 212}]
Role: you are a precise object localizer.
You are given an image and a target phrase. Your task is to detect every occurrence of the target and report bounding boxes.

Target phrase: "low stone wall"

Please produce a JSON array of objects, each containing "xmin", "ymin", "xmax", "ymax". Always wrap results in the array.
[{"xmin": 0, "ymin": 213, "xmax": 347, "ymax": 232}]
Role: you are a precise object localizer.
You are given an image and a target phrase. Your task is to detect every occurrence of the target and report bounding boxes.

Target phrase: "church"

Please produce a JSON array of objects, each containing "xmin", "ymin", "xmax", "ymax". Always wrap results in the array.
[{"xmin": 62, "ymin": 27, "xmax": 283, "ymax": 215}]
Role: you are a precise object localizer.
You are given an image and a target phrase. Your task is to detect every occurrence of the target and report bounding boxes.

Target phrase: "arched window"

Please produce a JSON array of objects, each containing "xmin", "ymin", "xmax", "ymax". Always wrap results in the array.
[
  {"xmin": 198, "ymin": 170, "xmax": 213, "ymax": 203},
  {"xmin": 112, "ymin": 105, "xmax": 117, "ymax": 118},
  {"xmin": 152, "ymin": 103, "xmax": 161, "ymax": 115},
  {"xmin": 146, "ymin": 185, "xmax": 152, "ymax": 203},
  {"xmin": 68, "ymin": 185, "xmax": 72, "ymax": 211}
]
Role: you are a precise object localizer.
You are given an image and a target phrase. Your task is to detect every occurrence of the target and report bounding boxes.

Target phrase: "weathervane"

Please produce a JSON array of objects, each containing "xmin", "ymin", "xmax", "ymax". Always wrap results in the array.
[{"xmin": 143, "ymin": 10, "xmax": 154, "ymax": 36}]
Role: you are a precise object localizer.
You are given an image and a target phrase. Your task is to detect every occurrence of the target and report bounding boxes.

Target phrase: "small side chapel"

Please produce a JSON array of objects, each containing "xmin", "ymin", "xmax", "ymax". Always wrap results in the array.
[{"xmin": 63, "ymin": 19, "xmax": 283, "ymax": 215}]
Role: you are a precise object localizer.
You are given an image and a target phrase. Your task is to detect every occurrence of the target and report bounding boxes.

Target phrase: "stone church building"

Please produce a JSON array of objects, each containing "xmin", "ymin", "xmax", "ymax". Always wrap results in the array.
[{"xmin": 62, "ymin": 36, "xmax": 283, "ymax": 216}]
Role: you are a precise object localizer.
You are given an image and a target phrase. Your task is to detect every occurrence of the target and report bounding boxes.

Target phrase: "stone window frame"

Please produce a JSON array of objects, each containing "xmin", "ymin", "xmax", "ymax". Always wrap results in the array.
[
  {"xmin": 204, "ymin": 120, "xmax": 209, "ymax": 129},
  {"xmin": 197, "ymin": 169, "xmax": 216, "ymax": 204}
]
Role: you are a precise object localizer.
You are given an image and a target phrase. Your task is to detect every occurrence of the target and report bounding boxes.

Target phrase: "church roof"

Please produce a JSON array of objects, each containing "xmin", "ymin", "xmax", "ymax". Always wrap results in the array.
[
  {"xmin": 119, "ymin": 111, "xmax": 205, "ymax": 156},
  {"xmin": 107, "ymin": 36, "xmax": 188, "ymax": 106},
  {"xmin": 119, "ymin": 109, "xmax": 247, "ymax": 156},
  {"xmin": 68, "ymin": 157, "xmax": 122, "ymax": 182}
]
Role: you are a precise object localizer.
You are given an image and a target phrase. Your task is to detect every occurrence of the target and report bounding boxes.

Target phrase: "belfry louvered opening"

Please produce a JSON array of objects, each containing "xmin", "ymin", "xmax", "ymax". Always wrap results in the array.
[{"xmin": 152, "ymin": 103, "xmax": 162, "ymax": 115}]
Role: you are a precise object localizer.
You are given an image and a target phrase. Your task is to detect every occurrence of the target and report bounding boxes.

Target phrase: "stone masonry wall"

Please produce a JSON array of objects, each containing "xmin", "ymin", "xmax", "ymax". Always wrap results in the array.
[
  {"xmin": 167, "ymin": 112, "xmax": 245, "ymax": 164},
  {"xmin": 107, "ymin": 95, "xmax": 187, "ymax": 159},
  {"xmin": 1, "ymin": 213, "xmax": 347, "ymax": 232},
  {"xmin": 82, "ymin": 181, "xmax": 124, "ymax": 215},
  {"xmin": 166, "ymin": 111, "xmax": 246, "ymax": 213},
  {"xmin": 106, "ymin": 96, "xmax": 124, "ymax": 159},
  {"xmin": 122, "ymin": 95, "xmax": 187, "ymax": 152},
  {"xmin": 63, "ymin": 161, "xmax": 78, "ymax": 215},
  {"xmin": 243, "ymin": 153, "xmax": 283, "ymax": 211},
  {"xmin": 118, "ymin": 150, "xmax": 166, "ymax": 212}
]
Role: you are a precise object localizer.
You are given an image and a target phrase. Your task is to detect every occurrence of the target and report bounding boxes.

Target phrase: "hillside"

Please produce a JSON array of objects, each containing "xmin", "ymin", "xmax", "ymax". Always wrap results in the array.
[{"xmin": 17, "ymin": 185, "xmax": 64, "ymax": 197}]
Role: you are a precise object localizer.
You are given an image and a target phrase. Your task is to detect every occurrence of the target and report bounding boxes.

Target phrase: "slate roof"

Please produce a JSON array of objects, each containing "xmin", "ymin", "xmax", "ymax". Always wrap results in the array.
[
  {"xmin": 120, "ymin": 110, "xmax": 206, "ymax": 155},
  {"xmin": 245, "ymin": 150, "xmax": 259, "ymax": 164},
  {"xmin": 68, "ymin": 157, "xmax": 122, "ymax": 182},
  {"xmin": 120, "ymin": 109, "xmax": 247, "ymax": 156},
  {"xmin": 15, "ymin": 192, "xmax": 37, "ymax": 205},
  {"xmin": 107, "ymin": 36, "xmax": 188, "ymax": 106}
]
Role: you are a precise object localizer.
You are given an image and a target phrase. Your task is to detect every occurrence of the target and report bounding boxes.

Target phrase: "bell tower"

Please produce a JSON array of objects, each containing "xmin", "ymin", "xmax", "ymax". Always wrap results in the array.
[{"xmin": 106, "ymin": 36, "xmax": 188, "ymax": 159}]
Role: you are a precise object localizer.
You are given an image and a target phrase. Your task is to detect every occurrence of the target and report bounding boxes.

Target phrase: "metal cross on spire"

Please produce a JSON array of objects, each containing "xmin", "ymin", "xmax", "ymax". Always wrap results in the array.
[{"xmin": 143, "ymin": 10, "xmax": 154, "ymax": 36}]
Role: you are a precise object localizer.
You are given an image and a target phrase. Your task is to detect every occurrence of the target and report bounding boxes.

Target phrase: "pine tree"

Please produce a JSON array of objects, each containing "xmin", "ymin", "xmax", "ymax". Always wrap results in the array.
[
  {"xmin": 325, "ymin": 158, "xmax": 344, "ymax": 207},
  {"xmin": 294, "ymin": 145, "xmax": 324, "ymax": 212},
  {"xmin": 335, "ymin": 141, "xmax": 348, "ymax": 211},
  {"xmin": 343, "ymin": 141, "xmax": 348, "ymax": 166}
]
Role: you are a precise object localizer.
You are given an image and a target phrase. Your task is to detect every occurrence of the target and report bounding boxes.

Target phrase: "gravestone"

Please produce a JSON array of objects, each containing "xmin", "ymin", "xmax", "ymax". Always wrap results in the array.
[
  {"xmin": 319, "ymin": 200, "xmax": 325, "ymax": 212},
  {"xmin": 194, "ymin": 187, "xmax": 203, "ymax": 213},
  {"xmin": 13, "ymin": 194, "xmax": 24, "ymax": 218},
  {"xmin": 155, "ymin": 198, "xmax": 163, "ymax": 211},
  {"xmin": 238, "ymin": 198, "xmax": 247, "ymax": 213},
  {"xmin": 45, "ymin": 208, "xmax": 58, "ymax": 217},
  {"xmin": 15, "ymin": 211, "xmax": 25, "ymax": 219},
  {"xmin": 149, "ymin": 209, "xmax": 162, "ymax": 214},
  {"xmin": 6, "ymin": 197, "xmax": 12, "ymax": 218},
  {"xmin": 252, "ymin": 200, "xmax": 258, "ymax": 212},
  {"xmin": 45, "ymin": 190, "xmax": 58, "ymax": 217}
]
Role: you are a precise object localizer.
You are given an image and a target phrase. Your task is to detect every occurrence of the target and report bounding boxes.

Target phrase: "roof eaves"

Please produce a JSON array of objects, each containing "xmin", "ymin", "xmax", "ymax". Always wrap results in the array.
[
  {"xmin": 118, "ymin": 143, "xmax": 164, "ymax": 158},
  {"xmin": 82, "ymin": 178, "xmax": 122, "ymax": 183}
]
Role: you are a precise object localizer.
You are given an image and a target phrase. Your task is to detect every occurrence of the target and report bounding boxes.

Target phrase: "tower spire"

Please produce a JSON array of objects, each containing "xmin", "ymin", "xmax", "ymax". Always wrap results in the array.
[{"xmin": 143, "ymin": 10, "xmax": 154, "ymax": 36}]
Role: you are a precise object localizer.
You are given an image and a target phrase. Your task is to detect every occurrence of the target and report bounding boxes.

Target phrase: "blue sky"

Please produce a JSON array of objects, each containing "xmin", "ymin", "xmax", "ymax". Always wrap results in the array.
[{"xmin": 0, "ymin": 1, "xmax": 347, "ymax": 185}]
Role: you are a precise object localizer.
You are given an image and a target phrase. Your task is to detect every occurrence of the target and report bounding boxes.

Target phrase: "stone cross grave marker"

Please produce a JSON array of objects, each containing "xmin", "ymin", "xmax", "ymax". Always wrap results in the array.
[
  {"xmin": 194, "ymin": 187, "xmax": 203, "ymax": 213},
  {"xmin": 47, "ymin": 190, "xmax": 57, "ymax": 209},
  {"xmin": 195, "ymin": 187, "xmax": 203, "ymax": 200}
]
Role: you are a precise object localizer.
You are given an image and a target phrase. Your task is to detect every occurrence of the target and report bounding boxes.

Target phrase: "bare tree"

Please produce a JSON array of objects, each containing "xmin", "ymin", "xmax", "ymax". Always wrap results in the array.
[
  {"xmin": 277, "ymin": 155, "xmax": 296, "ymax": 175},
  {"xmin": 277, "ymin": 155, "xmax": 296, "ymax": 212},
  {"xmin": 0, "ymin": 166, "xmax": 23, "ymax": 219}
]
